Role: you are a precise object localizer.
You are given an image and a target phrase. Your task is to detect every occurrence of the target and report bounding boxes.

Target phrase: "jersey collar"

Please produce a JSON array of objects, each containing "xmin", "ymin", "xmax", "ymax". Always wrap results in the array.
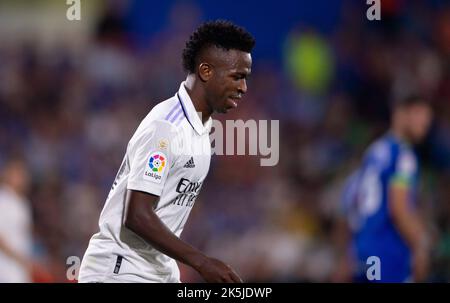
[
  {"xmin": 177, "ymin": 82, "xmax": 212, "ymax": 136},
  {"xmin": 387, "ymin": 131, "xmax": 411, "ymax": 148}
]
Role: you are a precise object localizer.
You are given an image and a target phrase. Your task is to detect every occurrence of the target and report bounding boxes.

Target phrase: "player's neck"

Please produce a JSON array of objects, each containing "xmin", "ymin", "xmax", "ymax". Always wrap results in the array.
[
  {"xmin": 184, "ymin": 76, "xmax": 212, "ymax": 124},
  {"xmin": 391, "ymin": 127, "xmax": 411, "ymax": 145}
]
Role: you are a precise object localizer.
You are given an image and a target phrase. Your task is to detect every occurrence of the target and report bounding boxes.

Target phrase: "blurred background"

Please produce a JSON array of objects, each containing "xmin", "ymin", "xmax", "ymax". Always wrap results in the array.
[{"xmin": 0, "ymin": 0, "xmax": 449, "ymax": 282}]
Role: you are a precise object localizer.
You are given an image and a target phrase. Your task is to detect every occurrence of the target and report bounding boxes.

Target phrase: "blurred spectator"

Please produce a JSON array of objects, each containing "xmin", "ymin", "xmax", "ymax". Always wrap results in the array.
[{"xmin": 0, "ymin": 157, "xmax": 45, "ymax": 282}]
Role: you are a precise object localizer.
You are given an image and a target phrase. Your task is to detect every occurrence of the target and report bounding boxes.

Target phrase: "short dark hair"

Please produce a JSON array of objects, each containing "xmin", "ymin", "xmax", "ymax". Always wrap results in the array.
[
  {"xmin": 393, "ymin": 95, "xmax": 429, "ymax": 109},
  {"xmin": 182, "ymin": 20, "xmax": 255, "ymax": 73}
]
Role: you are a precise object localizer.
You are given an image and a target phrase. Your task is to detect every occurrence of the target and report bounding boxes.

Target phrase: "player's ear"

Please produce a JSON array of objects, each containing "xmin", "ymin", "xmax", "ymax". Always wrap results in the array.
[{"xmin": 198, "ymin": 63, "xmax": 213, "ymax": 82}]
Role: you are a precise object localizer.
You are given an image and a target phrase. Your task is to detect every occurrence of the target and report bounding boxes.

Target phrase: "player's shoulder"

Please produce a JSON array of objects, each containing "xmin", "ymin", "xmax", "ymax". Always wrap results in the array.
[
  {"xmin": 395, "ymin": 143, "xmax": 418, "ymax": 175},
  {"xmin": 364, "ymin": 134, "xmax": 393, "ymax": 168},
  {"xmin": 146, "ymin": 96, "xmax": 180, "ymax": 124},
  {"xmin": 140, "ymin": 96, "xmax": 184, "ymax": 132},
  {"xmin": 128, "ymin": 96, "xmax": 185, "ymax": 148},
  {"xmin": 387, "ymin": 134, "xmax": 418, "ymax": 167},
  {"xmin": 366, "ymin": 133, "xmax": 418, "ymax": 174},
  {"xmin": 148, "ymin": 96, "xmax": 179, "ymax": 120}
]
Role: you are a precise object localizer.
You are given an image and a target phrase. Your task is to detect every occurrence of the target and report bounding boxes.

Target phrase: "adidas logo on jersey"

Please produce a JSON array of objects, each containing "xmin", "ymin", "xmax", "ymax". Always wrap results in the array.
[{"xmin": 184, "ymin": 157, "xmax": 195, "ymax": 168}]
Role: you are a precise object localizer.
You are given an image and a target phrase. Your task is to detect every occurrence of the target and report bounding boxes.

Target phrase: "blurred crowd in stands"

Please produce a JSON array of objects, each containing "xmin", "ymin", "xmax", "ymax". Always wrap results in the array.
[{"xmin": 0, "ymin": 0, "xmax": 449, "ymax": 282}]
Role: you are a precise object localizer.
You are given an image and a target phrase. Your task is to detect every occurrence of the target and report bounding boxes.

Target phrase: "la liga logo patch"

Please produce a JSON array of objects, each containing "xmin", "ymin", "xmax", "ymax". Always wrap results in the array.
[
  {"xmin": 149, "ymin": 153, "xmax": 166, "ymax": 172},
  {"xmin": 143, "ymin": 151, "xmax": 167, "ymax": 183}
]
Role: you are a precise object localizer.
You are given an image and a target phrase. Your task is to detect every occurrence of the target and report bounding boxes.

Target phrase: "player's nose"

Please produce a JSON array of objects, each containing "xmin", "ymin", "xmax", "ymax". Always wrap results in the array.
[{"xmin": 237, "ymin": 79, "xmax": 247, "ymax": 95}]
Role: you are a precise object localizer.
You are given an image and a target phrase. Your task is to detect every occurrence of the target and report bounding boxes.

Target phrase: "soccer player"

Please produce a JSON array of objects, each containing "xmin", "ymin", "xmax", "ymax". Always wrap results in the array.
[
  {"xmin": 337, "ymin": 96, "xmax": 433, "ymax": 283},
  {"xmin": 78, "ymin": 20, "xmax": 254, "ymax": 283}
]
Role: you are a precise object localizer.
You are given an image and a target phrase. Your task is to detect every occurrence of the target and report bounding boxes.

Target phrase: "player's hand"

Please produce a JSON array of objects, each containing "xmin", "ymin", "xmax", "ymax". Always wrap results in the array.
[
  {"xmin": 412, "ymin": 249, "xmax": 429, "ymax": 282},
  {"xmin": 195, "ymin": 257, "xmax": 243, "ymax": 283}
]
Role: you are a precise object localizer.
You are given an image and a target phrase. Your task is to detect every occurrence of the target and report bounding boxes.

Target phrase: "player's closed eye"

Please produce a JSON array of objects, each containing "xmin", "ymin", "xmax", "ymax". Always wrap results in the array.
[{"xmin": 232, "ymin": 74, "xmax": 247, "ymax": 81}]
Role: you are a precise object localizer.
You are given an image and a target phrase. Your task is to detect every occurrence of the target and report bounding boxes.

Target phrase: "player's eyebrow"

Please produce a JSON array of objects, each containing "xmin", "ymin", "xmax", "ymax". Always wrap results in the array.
[{"xmin": 232, "ymin": 70, "xmax": 251, "ymax": 79}]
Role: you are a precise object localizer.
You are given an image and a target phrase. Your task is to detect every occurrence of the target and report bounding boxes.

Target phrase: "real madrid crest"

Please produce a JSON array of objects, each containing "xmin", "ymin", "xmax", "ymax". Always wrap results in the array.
[{"xmin": 158, "ymin": 139, "xmax": 169, "ymax": 150}]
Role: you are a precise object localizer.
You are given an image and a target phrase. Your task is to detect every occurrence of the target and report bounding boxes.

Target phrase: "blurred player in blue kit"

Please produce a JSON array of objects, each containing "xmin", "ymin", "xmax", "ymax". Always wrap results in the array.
[{"xmin": 336, "ymin": 96, "xmax": 433, "ymax": 282}]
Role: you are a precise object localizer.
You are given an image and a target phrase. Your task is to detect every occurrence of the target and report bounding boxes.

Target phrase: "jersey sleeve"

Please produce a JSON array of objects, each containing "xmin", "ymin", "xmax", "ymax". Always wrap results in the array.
[
  {"xmin": 390, "ymin": 149, "xmax": 417, "ymax": 189},
  {"xmin": 127, "ymin": 120, "xmax": 180, "ymax": 196}
]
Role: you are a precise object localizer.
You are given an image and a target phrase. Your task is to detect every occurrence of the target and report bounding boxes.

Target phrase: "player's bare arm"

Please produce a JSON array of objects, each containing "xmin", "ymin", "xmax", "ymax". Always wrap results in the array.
[
  {"xmin": 124, "ymin": 189, "xmax": 242, "ymax": 283},
  {"xmin": 388, "ymin": 184, "xmax": 430, "ymax": 282}
]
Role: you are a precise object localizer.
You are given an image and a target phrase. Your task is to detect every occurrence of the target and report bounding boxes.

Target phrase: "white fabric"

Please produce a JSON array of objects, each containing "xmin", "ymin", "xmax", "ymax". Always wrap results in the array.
[
  {"xmin": 0, "ymin": 186, "xmax": 32, "ymax": 283},
  {"xmin": 79, "ymin": 82, "xmax": 212, "ymax": 283}
]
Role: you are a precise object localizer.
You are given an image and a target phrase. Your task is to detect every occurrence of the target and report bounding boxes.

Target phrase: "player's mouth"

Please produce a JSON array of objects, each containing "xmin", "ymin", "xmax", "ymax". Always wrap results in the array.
[{"xmin": 227, "ymin": 95, "xmax": 242, "ymax": 109}]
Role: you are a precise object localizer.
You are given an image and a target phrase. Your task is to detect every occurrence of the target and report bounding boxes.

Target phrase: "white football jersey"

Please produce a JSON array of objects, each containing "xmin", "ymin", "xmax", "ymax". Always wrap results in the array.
[{"xmin": 79, "ymin": 82, "xmax": 212, "ymax": 283}]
